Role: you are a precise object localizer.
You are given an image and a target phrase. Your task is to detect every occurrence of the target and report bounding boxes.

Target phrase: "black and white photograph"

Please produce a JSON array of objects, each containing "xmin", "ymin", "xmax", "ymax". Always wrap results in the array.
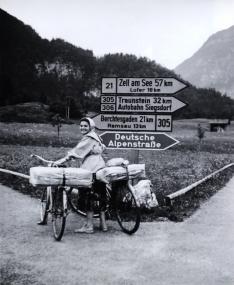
[{"xmin": 0, "ymin": 0, "xmax": 234, "ymax": 284}]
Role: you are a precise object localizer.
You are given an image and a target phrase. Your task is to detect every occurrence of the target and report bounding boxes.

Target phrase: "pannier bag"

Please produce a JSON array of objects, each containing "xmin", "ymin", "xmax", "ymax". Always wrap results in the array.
[
  {"xmin": 29, "ymin": 167, "xmax": 93, "ymax": 187},
  {"xmin": 132, "ymin": 179, "xmax": 158, "ymax": 209},
  {"xmin": 96, "ymin": 164, "xmax": 145, "ymax": 183},
  {"xmin": 106, "ymin": 157, "xmax": 129, "ymax": 167}
]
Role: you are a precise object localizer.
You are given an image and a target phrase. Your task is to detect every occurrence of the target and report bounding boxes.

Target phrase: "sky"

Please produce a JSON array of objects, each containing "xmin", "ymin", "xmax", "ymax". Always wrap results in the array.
[{"xmin": 1, "ymin": 0, "xmax": 234, "ymax": 69}]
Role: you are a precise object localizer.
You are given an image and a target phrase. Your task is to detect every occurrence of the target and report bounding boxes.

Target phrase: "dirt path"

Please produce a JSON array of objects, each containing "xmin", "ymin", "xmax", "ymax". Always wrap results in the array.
[{"xmin": 1, "ymin": 177, "xmax": 234, "ymax": 285}]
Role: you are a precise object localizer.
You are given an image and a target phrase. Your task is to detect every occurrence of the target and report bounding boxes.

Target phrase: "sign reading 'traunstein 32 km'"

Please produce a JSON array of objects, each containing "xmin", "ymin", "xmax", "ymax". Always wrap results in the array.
[
  {"xmin": 101, "ymin": 95, "xmax": 186, "ymax": 114},
  {"xmin": 102, "ymin": 77, "xmax": 188, "ymax": 94},
  {"xmin": 100, "ymin": 132, "xmax": 179, "ymax": 150}
]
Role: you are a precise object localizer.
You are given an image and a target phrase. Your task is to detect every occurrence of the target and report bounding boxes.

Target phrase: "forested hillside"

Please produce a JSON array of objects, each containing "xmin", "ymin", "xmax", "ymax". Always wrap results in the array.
[{"xmin": 1, "ymin": 8, "xmax": 234, "ymax": 121}]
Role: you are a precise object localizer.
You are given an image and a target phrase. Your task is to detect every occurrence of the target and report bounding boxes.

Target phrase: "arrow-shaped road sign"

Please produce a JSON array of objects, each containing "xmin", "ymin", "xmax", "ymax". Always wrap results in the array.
[
  {"xmin": 102, "ymin": 77, "xmax": 188, "ymax": 95},
  {"xmin": 92, "ymin": 113, "xmax": 173, "ymax": 132},
  {"xmin": 101, "ymin": 95, "xmax": 187, "ymax": 114},
  {"xmin": 100, "ymin": 132, "xmax": 179, "ymax": 150}
]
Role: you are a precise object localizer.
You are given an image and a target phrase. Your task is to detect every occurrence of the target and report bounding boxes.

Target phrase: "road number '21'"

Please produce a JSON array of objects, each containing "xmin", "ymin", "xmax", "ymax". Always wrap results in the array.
[{"xmin": 106, "ymin": 83, "xmax": 113, "ymax": 89}]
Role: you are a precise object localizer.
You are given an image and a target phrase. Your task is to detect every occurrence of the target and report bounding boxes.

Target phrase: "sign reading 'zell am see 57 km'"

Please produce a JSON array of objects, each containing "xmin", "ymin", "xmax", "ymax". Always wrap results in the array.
[{"xmin": 102, "ymin": 77, "xmax": 188, "ymax": 94}]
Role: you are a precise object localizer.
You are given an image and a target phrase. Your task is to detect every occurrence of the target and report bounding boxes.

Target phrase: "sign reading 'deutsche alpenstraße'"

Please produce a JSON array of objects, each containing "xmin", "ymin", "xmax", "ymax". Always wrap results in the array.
[
  {"xmin": 102, "ymin": 77, "xmax": 187, "ymax": 94},
  {"xmin": 100, "ymin": 132, "xmax": 179, "ymax": 150}
]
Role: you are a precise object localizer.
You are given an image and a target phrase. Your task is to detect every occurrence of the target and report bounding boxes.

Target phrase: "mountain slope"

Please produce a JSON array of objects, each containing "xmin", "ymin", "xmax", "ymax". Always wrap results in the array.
[
  {"xmin": 1, "ymin": 8, "xmax": 234, "ymax": 121},
  {"xmin": 175, "ymin": 25, "xmax": 234, "ymax": 99}
]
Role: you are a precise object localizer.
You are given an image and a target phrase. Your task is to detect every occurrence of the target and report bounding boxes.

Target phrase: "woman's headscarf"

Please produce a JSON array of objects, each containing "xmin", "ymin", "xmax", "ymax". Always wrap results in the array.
[
  {"xmin": 80, "ymin": 117, "xmax": 103, "ymax": 144},
  {"xmin": 80, "ymin": 117, "xmax": 96, "ymax": 130}
]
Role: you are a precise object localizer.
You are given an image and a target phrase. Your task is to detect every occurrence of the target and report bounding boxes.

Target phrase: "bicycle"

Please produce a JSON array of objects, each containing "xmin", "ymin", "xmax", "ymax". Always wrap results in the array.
[
  {"xmin": 30, "ymin": 154, "xmax": 141, "ymax": 241},
  {"xmin": 30, "ymin": 154, "xmax": 73, "ymax": 241}
]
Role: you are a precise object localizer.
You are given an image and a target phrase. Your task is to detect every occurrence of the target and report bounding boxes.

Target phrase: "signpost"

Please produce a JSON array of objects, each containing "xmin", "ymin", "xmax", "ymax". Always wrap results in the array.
[
  {"xmin": 92, "ymin": 113, "xmax": 172, "ymax": 132},
  {"xmin": 102, "ymin": 77, "xmax": 188, "ymax": 94},
  {"xmin": 100, "ymin": 132, "xmax": 179, "ymax": 150},
  {"xmin": 96, "ymin": 77, "xmax": 188, "ymax": 156},
  {"xmin": 101, "ymin": 95, "xmax": 186, "ymax": 114}
]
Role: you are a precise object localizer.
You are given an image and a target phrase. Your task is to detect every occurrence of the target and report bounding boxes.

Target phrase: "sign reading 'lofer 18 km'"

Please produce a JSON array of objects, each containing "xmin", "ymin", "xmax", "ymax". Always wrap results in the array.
[{"xmin": 102, "ymin": 77, "xmax": 188, "ymax": 94}]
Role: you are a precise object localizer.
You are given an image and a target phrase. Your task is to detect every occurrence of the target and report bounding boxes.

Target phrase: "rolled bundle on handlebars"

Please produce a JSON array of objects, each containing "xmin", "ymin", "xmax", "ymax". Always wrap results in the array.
[{"xmin": 29, "ymin": 166, "xmax": 93, "ymax": 187}]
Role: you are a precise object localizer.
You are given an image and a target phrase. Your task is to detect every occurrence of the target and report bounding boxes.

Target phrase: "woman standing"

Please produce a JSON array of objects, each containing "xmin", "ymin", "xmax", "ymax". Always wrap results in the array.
[{"xmin": 53, "ymin": 117, "xmax": 107, "ymax": 234}]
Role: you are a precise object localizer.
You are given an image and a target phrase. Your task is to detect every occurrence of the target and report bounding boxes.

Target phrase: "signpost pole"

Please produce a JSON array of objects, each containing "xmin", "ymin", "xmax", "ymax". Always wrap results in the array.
[{"xmin": 128, "ymin": 149, "xmax": 139, "ymax": 164}]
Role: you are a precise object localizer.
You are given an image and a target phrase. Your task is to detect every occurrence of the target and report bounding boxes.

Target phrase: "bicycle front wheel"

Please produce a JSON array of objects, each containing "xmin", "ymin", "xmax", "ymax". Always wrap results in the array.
[
  {"xmin": 39, "ymin": 187, "xmax": 51, "ymax": 224},
  {"xmin": 52, "ymin": 187, "xmax": 67, "ymax": 241},
  {"xmin": 114, "ymin": 181, "xmax": 140, "ymax": 235}
]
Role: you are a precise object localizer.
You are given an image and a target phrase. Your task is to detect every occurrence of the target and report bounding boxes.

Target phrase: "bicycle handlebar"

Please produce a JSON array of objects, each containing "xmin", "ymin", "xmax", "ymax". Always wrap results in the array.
[
  {"xmin": 30, "ymin": 154, "xmax": 54, "ymax": 165},
  {"xmin": 30, "ymin": 154, "xmax": 68, "ymax": 167}
]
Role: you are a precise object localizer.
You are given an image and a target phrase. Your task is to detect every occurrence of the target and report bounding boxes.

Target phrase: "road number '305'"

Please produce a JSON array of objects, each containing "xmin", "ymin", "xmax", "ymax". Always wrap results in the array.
[{"xmin": 157, "ymin": 118, "xmax": 171, "ymax": 127}]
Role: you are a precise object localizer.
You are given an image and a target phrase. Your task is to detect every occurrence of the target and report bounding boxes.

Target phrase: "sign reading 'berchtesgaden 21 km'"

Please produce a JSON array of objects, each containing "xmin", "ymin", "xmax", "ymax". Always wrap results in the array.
[{"xmin": 102, "ymin": 77, "xmax": 188, "ymax": 94}]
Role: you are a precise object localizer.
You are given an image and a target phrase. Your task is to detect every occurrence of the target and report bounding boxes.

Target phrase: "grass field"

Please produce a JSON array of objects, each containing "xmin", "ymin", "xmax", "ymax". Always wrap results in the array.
[{"xmin": 0, "ymin": 119, "xmax": 233, "ymax": 219}]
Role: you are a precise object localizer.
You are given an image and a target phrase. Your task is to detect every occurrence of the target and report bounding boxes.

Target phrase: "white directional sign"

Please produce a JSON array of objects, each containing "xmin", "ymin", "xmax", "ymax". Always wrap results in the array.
[
  {"xmin": 101, "ymin": 95, "xmax": 186, "ymax": 113},
  {"xmin": 92, "ymin": 113, "xmax": 172, "ymax": 132},
  {"xmin": 102, "ymin": 77, "xmax": 188, "ymax": 94},
  {"xmin": 100, "ymin": 132, "xmax": 179, "ymax": 150}
]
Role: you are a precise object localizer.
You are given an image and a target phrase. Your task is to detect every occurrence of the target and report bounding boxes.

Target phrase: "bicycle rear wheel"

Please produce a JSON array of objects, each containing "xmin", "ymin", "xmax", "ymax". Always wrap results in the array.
[
  {"xmin": 52, "ymin": 187, "xmax": 67, "ymax": 241},
  {"xmin": 114, "ymin": 181, "xmax": 140, "ymax": 235},
  {"xmin": 39, "ymin": 187, "xmax": 51, "ymax": 224}
]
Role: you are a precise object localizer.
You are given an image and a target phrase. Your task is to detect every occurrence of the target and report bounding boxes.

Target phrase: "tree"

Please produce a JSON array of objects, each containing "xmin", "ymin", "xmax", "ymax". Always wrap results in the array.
[{"xmin": 51, "ymin": 113, "xmax": 63, "ymax": 138}]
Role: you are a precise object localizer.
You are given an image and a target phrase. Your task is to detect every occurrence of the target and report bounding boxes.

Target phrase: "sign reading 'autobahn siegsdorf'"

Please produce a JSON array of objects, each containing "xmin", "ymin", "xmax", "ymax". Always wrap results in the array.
[
  {"xmin": 100, "ymin": 132, "xmax": 179, "ymax": 150},
  {"xmin": 102, "ymin": 77, "xmax": 188, "ymax": 94},
  {"xmin": 101, "ymin": 95, "xmax": 186, "ymax": 114},
  {"xmin": 92, "ymin": 113, "xmax": 172, "ymax": 132}
]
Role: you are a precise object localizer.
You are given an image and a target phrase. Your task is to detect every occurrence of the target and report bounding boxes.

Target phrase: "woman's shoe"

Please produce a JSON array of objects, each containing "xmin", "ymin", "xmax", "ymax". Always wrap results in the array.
[
  {"xmin": 37, "ymin": 220, "xmax": 47, "ymax": 225},
  {"xmin": 74, "ymin": 225, "xmax": 94, "ymax": 234},
  {"xmin": 100, "ymin": 225, "xmax": 108, "ymax": 232},
  {"xmin": 99, "ymin": 220, "xmax": 108, "ymax": 232}
]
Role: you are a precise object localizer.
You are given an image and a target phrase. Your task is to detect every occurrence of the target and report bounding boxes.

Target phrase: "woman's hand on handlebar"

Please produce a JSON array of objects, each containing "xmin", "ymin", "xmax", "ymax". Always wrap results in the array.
[{"xmin": 51, "ymin": 155, "xmax": 70, "ymax": 166}]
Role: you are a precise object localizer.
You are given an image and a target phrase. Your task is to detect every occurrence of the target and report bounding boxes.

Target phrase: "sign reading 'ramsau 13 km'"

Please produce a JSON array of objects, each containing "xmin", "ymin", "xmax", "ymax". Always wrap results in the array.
[
  {"xmin": 100, "ymin": 132, "xmax": 179, "ymax": 150},
  {"xmin": 102, "ymin": 77, "xmax": 188, "ymax": 94}
]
